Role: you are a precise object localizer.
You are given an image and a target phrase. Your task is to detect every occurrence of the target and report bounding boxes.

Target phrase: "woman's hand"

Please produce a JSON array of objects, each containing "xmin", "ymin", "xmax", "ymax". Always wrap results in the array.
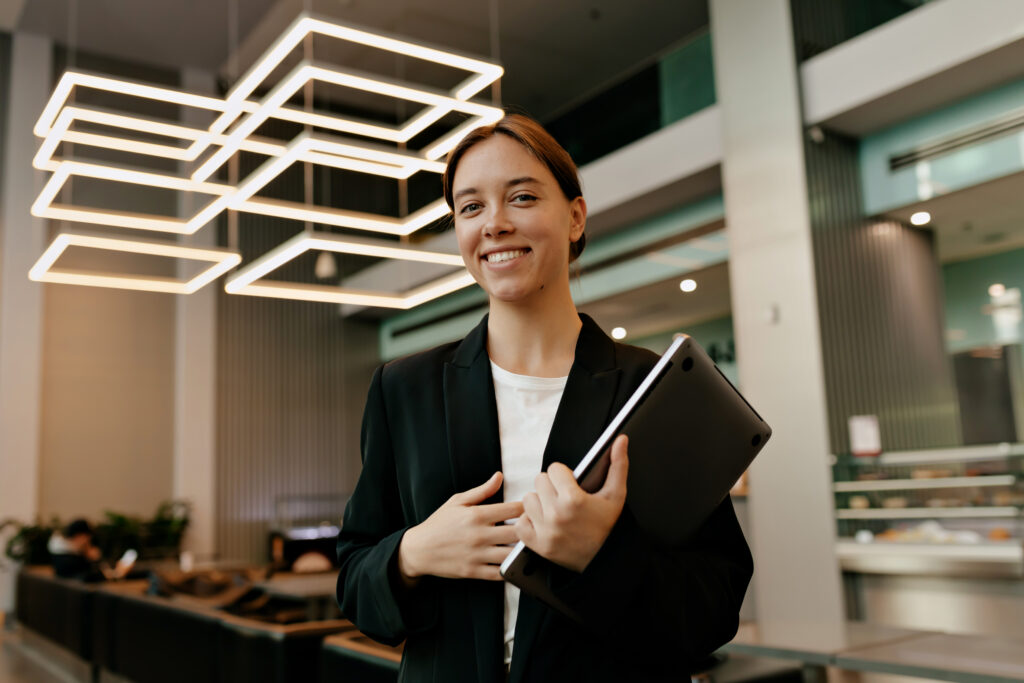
[
  {"xmin": 398, "ymin": 472, "xmax": 523, "ymax": 586},
  {"xmin": 515, "ymin": 434, "xmax": 629, "ymax": 573}
]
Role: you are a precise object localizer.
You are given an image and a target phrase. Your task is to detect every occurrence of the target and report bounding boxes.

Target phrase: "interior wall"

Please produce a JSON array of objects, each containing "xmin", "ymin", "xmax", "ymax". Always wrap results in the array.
[
  {"xmin": 942, "ymin": 246, "xmax": 1024, "ymax": 352},
  {"xmin": 804, "ymin": 129, "xmax": 962, "ymax": 453},
  {"xmin": 214, "ymin": 253, "xmax": 379, "ymax": 563},
  {"xmin": 214, "ymin": 128, "xmax": 381, "ymax": 562}
]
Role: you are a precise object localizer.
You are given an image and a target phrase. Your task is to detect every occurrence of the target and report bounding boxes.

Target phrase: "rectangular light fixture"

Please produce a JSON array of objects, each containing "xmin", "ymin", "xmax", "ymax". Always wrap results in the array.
[
  {"xmin": 190, "ymin": 60, "xmax": 502, "ymax": 182},
  {"xmin": 34, "ymin": 13, "xmax": 503, "ymax": 169},
  {"xmin": 29, "ymin": 231, "xmax": 242, "ymax": 294},
  {"xmin": 226, "ymin": 132, "xmax": 451, "ymax": 236},
  {"xmin": 29, "ymin": 13, "xmax": 501, "ymax": 302},
  {"xmin": 224, "ymin": 231, "xmax": 474, "ymax": 308}
]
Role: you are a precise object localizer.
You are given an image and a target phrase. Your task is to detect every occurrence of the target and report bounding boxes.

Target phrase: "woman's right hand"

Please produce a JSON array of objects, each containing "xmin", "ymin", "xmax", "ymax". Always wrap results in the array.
[{"xmin": 397, "ymin": 471, "xmax": 522, "ymax": 585}]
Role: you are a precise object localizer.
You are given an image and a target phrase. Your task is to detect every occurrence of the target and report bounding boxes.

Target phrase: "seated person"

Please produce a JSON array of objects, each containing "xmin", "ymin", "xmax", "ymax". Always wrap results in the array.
[{"xmin": 48, "ymin": 519, "xmax": 134, "ymax": 582}]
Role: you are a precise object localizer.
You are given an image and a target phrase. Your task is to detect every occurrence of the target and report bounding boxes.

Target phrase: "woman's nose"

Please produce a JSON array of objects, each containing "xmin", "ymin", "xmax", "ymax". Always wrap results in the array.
[{"xmin": 482, "ymin": 207, "xmax": 513, "ymax": 237}]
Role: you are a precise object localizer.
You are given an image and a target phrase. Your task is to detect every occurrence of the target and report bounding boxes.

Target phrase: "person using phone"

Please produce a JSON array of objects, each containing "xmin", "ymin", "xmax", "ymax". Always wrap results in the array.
[
  {"xmin": 335, "ymin": 114, "xmax": 753, "ymax": 682},
  {"xmin": 49, "ymin": 519, "xmax": 136, "ymax": 582}
]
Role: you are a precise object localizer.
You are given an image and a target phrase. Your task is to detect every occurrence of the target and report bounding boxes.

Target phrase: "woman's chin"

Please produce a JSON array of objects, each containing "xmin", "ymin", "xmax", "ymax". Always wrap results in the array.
[{"xmin": 485, "ymin": 282, "xmax": 538, "ymax": 305}]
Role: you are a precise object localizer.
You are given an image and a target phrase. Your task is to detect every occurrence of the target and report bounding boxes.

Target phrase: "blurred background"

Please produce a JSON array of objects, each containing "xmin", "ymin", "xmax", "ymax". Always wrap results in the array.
[{"xmin": 1, "ymin": 0, "xmax": 1023, "ymax": 682}]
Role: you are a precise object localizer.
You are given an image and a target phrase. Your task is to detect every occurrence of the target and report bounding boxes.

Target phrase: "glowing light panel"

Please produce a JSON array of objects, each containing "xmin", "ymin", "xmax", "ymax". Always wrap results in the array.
[
  {"xmin": 29, "ymin": 13, "xmax": 502, "ymax": 300},
  {"xmin": 29, "ymin": 232, "xmax": 242, "ymax": 294},
  {"xmin": 225, "ymin": 231, "xmax": 474, "ymax": 308}
]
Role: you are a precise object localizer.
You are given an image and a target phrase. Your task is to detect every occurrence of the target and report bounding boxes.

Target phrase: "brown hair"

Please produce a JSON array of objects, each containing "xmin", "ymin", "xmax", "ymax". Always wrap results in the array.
[{"xmin": 442, "ymin": 114, "xmax": 586, "ymax": 262}]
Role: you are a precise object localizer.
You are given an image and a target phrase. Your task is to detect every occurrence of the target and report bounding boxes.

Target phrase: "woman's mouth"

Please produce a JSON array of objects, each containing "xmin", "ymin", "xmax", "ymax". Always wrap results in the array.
[{"xmin": 483, "ymin": 248, "xmax": 531, "ymax": 264}]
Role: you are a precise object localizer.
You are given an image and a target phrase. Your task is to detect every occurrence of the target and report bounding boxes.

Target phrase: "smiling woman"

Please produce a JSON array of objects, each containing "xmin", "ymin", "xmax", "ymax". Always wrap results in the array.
[{"xmin": 334, "ymin": 114, "xmax": 753, "ymax": 683}]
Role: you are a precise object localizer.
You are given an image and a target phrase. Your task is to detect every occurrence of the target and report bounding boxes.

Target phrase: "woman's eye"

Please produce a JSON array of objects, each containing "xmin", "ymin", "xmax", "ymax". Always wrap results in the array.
[
  {"xmin": 511, "ymin": 194, "xmax": 536, "ymax": 203},
  {"xmin": 459, "ymin": 202, "xmax": 481, "ymax": 214}
]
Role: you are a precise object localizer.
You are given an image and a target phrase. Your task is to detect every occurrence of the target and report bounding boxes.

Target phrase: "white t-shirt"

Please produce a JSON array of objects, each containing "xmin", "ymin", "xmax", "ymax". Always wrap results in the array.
[{"xmin": 489, "ymin": 360, "xmax": 568, "ymax": 666}]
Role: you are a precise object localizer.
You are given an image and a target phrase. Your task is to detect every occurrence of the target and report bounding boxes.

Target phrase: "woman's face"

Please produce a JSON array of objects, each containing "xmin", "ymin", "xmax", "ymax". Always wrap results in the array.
[{"xmin": 451, "ymin": 135, "xmax": 585, "ymax": 305}]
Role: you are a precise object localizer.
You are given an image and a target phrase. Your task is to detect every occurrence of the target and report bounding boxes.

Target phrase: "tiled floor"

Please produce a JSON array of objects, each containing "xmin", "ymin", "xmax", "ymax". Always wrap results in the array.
[{"xmin": 0, "ymin": 630, "xmax": 76, "ymax": 683}]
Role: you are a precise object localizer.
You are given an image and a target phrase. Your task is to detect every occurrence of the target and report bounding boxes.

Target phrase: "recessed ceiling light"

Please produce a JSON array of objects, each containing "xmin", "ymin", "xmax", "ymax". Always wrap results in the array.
[
  {"xmin": 910, "ymin": 211, "xmax": 931, "ymax": 226},
  {"xmin": 989, "ymin": 283, "xmax": 1006, "ymax": 297},
  {"xmin": 679, "ymin": 278, "xmax": 697, "ymax": 293},
  {"xmin": 611, "ymin": 327, "xmax": 627, "ymax": 340}
]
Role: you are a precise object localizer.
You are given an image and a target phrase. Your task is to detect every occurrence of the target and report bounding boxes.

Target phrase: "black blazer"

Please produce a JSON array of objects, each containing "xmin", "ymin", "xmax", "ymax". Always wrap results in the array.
[{"xmin": 336, "ymin": 313, "xmax": 753, "ymax": 683}]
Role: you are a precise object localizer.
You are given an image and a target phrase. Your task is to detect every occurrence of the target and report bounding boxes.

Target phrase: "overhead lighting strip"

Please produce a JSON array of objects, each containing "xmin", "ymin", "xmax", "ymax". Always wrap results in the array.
[
  {"xmin": 224, "ymin": 231, "xmax": 473, "ymax": 308},
  {"xmin": 29, "ymin": 13, "xmax": 499, "ymax": 302},
  {"xmin": 29, "ymin": 231, "xmax": 242, "ymax": 294}
]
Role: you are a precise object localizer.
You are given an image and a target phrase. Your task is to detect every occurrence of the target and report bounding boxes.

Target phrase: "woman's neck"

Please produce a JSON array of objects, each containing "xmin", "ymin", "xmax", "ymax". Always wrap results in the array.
[{"xmin": 486, "ymin": 284, "xmax": 582, "ymax": 378}]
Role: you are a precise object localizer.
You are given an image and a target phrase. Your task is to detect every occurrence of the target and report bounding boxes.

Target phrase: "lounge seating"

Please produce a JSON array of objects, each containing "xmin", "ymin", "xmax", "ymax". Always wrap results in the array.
[
  {"xmin": 320, "ymin": 631, "xmax": 403, "ymax": 683},
  {"xmin": 14, "ymin": 566, "xmax": 355, "ymax": 683},
  {"xmin": 15, "ymin": 566, "xmax": 98, "ymax": 661}
]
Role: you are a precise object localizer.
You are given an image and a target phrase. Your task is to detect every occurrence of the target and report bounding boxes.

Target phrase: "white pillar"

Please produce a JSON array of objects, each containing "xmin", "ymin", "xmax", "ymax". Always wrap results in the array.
[
  {"xmin": 173, "ymin": 68, "xmax": 219, "ymax": 560},
  {"xmin": 0, "ymin": 32, "xmax": 51, "ymax": 614},
  {"xmin": 710, "ymin": 0, "xmax": 845, "ymax": 631}
]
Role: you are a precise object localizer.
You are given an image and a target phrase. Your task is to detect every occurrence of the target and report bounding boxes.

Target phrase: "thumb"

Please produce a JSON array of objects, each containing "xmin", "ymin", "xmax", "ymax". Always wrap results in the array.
[
  {"xmin": 597, "ymin": 435, "xmax": 629, "ymax": 502},
  {"xmin": 451, "ymin": 471, "xmax": 502, "ymax": 506}
]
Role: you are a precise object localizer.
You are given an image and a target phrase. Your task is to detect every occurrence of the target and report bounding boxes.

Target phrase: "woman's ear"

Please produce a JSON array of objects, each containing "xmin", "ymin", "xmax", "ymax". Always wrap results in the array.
[{"xmin": 569, "ymin": 196, "xmax": 587, "ymax": 243}]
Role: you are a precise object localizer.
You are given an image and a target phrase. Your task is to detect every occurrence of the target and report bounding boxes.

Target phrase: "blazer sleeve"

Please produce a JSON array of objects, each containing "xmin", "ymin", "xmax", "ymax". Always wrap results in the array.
[
  {"xmin": 548, "ymin": 495, "xmax": 753, "ymax": 671},
  {"xmin": 335, "ymin": 365, "xmax": 440, "ymax": 645}
]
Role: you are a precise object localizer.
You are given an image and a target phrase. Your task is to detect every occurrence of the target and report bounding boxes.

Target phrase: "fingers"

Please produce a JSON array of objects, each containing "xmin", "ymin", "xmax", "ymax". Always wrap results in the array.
[
  {"xmin": 546, "ymin": 462, "xmax": 581, "ymax": 499},
  {"xmin": 474, "ymin": 500, "xmax": 525, "ymax": 524},
  {"xmin": 480, "ymin": 523, "xmax": 520, "ymax": 547},
  {"xmin": 514, "ymin": 513, "xmax": 537, "ymax": 546},
  {"xmin": 472, "ymin": 565, "xmax": 505, "ymax": 581},
  {"xmin": 481, "ymin": 545, "xmax": 516, "ymax": 566},
  {"xmin": 522, "ymin": 492, "xmax": 544, "ymax": 526},
  {"xmin": 597, "ymin": 434, "xmax": 629, "ymax": 502},
  {"xmin": 450, "ymin": 471, "xmax": 502, "ymax": 506}
]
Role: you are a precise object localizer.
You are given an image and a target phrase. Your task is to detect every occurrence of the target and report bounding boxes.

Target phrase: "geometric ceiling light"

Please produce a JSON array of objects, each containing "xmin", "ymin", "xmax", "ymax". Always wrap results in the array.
[
  {"xmin": 224, "ymin": 231, "xmax": 474, "ymax": 309},
  {"xmin": 29, "ymin": 231, "xmax": 242, "ymax": 294},
  {"xmin": 29, "ymin": 12, "xmax": 500, "ymax": 302}
]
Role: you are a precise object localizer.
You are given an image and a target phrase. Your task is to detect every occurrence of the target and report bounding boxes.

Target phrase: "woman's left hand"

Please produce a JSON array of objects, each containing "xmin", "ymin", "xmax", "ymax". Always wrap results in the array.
[{"xmin": 515, "ymin": 434, "xmax": 629, "ymax": 572}]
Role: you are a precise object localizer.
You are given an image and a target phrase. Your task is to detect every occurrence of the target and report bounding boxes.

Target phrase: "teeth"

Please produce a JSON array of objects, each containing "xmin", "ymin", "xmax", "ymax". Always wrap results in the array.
[{"xmin": 486, "ymin": 249, "xmax": 527, "ymax": 263}]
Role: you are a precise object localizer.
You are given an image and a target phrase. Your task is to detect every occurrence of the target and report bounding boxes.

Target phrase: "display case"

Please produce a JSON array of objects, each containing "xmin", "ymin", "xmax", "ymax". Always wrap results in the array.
[{"xmin": 832, "ymin": 443, "xmax": 1024, "ymax": 578}]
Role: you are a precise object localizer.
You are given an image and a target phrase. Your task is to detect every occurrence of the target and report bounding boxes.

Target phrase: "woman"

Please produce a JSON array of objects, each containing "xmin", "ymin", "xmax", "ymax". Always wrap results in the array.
[{"xmin": 335, "ymin": 115, "xmax": 752, "ymax": 683}]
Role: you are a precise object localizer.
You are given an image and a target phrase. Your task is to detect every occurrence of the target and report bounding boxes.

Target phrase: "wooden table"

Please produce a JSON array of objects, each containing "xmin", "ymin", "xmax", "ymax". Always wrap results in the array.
[
  {"xmin": 834, "ymin": 632, "xmax": 1024, "ymax": 683},
  {"xmin": 720, "ymin": 621, "xmax": 928, "ymax": 665},
  {"xmin": 718, "ymin": 621, "xmax": 932, "ymax": 681},
  {"xmin": 255, "ymin": 572, "xmax": 340, "ymax": 620}
]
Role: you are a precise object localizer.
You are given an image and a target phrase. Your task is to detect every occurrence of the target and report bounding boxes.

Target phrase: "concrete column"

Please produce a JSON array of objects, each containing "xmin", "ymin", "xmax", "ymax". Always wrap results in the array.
[
  {"xmin": 710, "ymin": 0, "xmax": 845, "ymax": 631},
  {"xmin": 0, "ymin": 32, "xmax": 52, "ymax": 614},
  {"xmin": 173, "ymin": 68, "xmax": 219, "ymax": 560}
]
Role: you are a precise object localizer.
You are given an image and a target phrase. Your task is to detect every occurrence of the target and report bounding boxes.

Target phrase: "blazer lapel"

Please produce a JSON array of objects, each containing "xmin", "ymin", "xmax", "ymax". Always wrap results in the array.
[
  {"xmin": 443, "ymin": 313, "xmax": 505, "ymax": 683},
  {"xmin": 510, "ymin": 314, "xmax": 622, "ymax": 680}
]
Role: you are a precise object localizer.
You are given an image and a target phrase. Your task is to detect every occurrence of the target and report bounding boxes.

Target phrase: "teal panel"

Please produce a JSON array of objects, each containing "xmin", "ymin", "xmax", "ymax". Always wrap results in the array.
[
  {"xmin": 942, "ymin": 246, "xmax": 1024, "ymax": 353},
  {"xmin": 630, "ymin": 315, "xmax": 738, "ymax": 387},
  {"xmin": 658, "ymin": 32, "xmax": 716, "ymax": 127},
  {"xmin": 860, "ymin": 77, "xmax": 1024, "ymax": 215},
  {"xmin": 572, "ymin": 231, "xmax": 728, "ymax": 306}
]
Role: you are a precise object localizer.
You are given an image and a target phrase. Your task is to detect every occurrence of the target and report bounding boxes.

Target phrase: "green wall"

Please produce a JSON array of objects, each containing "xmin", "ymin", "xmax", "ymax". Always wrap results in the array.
[
  {"xmin": 631, "ymin": 315, "xmax": 738, "ymax": 387},
  {"xmin": 658, "ymin": 32, "xmax": 716, "ymax": 127},
  {"xmin": 943, "ymin": 247, "xmax": 1024, "ymax": 353}
]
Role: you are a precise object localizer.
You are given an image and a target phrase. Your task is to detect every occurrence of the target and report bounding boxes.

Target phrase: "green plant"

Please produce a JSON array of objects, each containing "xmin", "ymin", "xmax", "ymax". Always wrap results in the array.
[
  {"xmin": 1, "ymin": 500, "xmax": 192, "ymax": 567},
  {"xmin": 94, "ymin": 500, "xmax": 191, "ymax": 560},
  {"xmin": 1, "ymin": 518, "xmax": 60, "ymax": 566}
]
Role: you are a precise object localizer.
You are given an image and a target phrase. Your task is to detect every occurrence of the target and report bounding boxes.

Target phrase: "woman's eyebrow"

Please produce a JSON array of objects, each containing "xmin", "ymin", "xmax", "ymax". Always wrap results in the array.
[
  {"xmin": 453, "ymin": 177, "xmax": 540, "ymax": 201},
  {"xmin": 506, "ymin": 176, "xmax": 539, "ymax": 187}
]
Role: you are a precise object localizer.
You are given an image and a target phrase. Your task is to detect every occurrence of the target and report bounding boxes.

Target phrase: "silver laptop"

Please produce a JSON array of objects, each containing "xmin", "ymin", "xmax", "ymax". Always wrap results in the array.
[{"xmin": 499, "ymin": 334, "xmax": 771, "ymax": 621}]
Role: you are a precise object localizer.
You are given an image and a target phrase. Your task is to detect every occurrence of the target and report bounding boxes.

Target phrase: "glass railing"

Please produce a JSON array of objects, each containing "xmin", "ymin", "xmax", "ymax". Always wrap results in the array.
[{"xmin": 544, "ymin": 31, "xmax": 715, "ymax": 167}]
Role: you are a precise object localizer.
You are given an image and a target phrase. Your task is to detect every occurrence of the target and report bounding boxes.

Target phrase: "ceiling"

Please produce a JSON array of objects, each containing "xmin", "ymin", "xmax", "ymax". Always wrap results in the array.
[
  {"xmin": 579, "ymin": 260, "xmax": 731, "ymax": 342},
  {"xmin": 13, "ymin": 0, "xmax": 708, "ymax": 122},
  {"xmin": 882, "ymin": 170, "xmax": 1024, "ymax": 264}
]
